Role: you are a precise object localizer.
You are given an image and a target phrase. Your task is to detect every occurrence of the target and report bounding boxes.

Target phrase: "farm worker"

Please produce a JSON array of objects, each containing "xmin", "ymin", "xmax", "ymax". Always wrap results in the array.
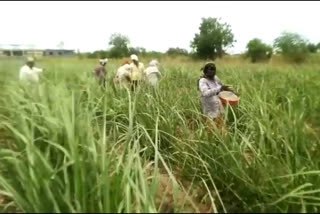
[
  {"xmin": 129, "ymin": 54, "xmax": 145, "ymax": 91},
  {"xmin": 19, "ymin": 57, "xmax": 44, "ymax": 84},
  {"xmin": 145, "ymin": 59, "xmax": 161, "ymax": 87},
  {"xmin": 198, "ymin": 62, "xmax": 232, "ymax": 130},
  {"xmin": 93, "ymin": 58, "xmax": 108, "ymax": 87},
  {"xmin": 122, "ymin": 60, "xmax": 130, "ymax": 66},
  {"xmin": 114, "ymin": 62, "xmax": 131, "ymax": 88}
]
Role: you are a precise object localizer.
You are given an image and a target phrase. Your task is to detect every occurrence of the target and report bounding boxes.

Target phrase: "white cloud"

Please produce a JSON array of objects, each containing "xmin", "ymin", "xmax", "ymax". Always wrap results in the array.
[{"xmin": 0, "ymin": 1, "xmax": 319, "ymax": 54}]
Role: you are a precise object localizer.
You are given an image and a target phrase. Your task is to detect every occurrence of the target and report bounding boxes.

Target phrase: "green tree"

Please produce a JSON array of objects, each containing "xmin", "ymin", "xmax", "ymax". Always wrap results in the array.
[
  {"xmin": 246, "ymin": 38, "xmax": 272, "ymax": 63},
  {"xmin": 307, "ymin": 43, "xmax": 318, "ymax": 53},
  {"xmin": 145, "ymin": 51, "xmax": 164, "ymax": 59},
  {"xmin": 128, "ymin": 47, "xmax": 146, "ymax": 56},
  {"xmin": 274, "ymin": 32, "xmax": 309, "ymax": 63},
  {"xmin": 87, "ymin": 50, "xmax": 109, "ymax": 59},
  {"xmin": 166, "ymin": 47, "xmax": 189, "ymax": 56},
  {"xmin": 108, "ymin": 33, "xmax": 130, "ymax": 58},
  {"xmin": 190, "ymin": 17, "xmax": 235, "ymax": 59}
]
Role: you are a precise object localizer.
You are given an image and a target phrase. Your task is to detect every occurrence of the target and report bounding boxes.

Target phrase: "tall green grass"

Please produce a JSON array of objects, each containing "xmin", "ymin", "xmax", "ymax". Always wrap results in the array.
[{"xmin": 0, "ymin": 58, "xmax": 319, "ymax": 213}]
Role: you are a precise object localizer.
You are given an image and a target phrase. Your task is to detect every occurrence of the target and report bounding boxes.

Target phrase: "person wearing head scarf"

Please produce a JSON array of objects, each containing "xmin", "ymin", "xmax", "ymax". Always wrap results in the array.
[
  {"xmin": 198, "ymin": 62, "xmax": 232, "ymax": 124},
  {"xmin": 145, "ymin": 59, "xmax": 161, "ymax": 87},
  {"xmin": 19, "ymin": 57, "xmax": 44, "ymax": 84},
  {"xmin": 93, "ymin": 58, "xmax": 108, "ymax": 87},
  {"xmin": 114, "ymin": 63, "xmax": 131, "ymax": 88},
  {"xmin": 129, "ymin": 54, "xmax": 144, "ymax": 91}
]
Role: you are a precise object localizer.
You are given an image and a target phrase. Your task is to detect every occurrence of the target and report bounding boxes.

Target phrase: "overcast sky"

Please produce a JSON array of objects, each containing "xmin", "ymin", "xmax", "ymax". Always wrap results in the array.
[{"xmin": 0, "ymin": 1, "xmax": 319, "ymax": 54}]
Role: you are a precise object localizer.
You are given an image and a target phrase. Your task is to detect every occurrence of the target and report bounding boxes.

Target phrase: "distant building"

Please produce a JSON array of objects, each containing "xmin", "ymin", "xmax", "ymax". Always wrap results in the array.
[
  {"xmin": 0, "ymin": 44, "xmax": 75, "ymax": 58},
  {"xmin": 43, "ymin": 49, "xmax": 75, "ymax": 57}
]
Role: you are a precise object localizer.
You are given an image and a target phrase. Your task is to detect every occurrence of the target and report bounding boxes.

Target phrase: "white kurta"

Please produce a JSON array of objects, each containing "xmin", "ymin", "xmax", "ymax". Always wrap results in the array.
[
  {"xmin": 198, "ymin": 76, "xmax": 224, "ymax": 119},
  {"xmin": 19, "ymin": 65, "xmax": 43, "ymax": 83},
  {"xmin": 129, "ymin": 62, "xmax": 145, "ymax": 81},
  {"xmin": 114, "ymin": 64, "xmax": 131, "ymax": 86},
  {"xmin": 145, "ymin": 66, "xmax": 161, "ymax": 86}
]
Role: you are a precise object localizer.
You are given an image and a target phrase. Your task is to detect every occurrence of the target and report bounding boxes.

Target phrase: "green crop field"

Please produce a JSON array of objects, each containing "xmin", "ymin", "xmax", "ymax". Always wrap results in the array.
[{"xmin": 0, "ymin": 57, "xmax": 320, "ymax": 213}]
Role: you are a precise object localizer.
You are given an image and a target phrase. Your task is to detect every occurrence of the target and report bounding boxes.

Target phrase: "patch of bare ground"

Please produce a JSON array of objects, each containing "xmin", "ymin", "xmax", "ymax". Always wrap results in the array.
[
  {"xmin": 145, "ymin": 163, "xmax": 217, "ymax": 213},
  {"xmin": 0, "ymin": 193, "xmax": 21, "ymax": 213}
]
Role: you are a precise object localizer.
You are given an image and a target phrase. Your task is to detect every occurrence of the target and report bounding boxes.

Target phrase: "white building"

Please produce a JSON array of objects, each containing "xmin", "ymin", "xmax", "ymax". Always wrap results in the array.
[{"xmin": 0, "ymin": 44, "xmax": 75, "ymax": 58}]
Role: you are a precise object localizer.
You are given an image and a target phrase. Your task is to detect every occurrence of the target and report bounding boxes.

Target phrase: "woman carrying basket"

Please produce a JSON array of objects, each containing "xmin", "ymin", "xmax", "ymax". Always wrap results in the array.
[{"xmin": 198, "ymin": 62, "xmax": 235, "ymax": 132}]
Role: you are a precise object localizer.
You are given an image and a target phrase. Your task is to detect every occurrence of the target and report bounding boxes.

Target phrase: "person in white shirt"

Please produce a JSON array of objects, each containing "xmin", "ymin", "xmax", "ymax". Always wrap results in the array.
[
  {"xmin": 145, "ymin": 59, "xmax": 161, "ymax": 87},
  {"xmin": 129, "ymin": 54, "xmax": 145, "ymax": 91},
  {"xmin": 198, "ymin": 62, "xmax": 234, "ymax": 134},
  {"xmin": 113, "ymin": 62, "xmax": 131, "ymax": 88},
  {"xmin": 19, "ymin": 57, "xmax": 44, "ymax": 84}
]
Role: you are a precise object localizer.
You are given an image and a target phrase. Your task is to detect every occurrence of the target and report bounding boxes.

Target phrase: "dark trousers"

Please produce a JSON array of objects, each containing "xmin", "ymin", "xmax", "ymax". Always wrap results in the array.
[{"xmin": 131, "ymin": 80, "xmax": 138, "ymax": 91}]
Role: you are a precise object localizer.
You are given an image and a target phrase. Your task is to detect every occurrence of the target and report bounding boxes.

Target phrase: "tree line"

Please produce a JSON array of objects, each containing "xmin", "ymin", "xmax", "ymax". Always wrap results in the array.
[{"xmin": 83, "ymin": 17, "xmax": 320, "ymax": 63}]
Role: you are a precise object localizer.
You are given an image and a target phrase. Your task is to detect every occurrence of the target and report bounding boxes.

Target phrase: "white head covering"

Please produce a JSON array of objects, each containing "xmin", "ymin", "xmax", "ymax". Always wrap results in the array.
[
  {"xmin": 130, "ymin": 54, "xmax": 138, "ymax": 61},
  {"xmin": 27, "ymin": 57, "xmax": 35, "ymax": 62},
  {"xmin": 99, "ymin": 58, "xmax": 108, "ymax": 64},
  {"xmin": 149, "ymin": 59, "xmax": 159, "ymax": 67}
]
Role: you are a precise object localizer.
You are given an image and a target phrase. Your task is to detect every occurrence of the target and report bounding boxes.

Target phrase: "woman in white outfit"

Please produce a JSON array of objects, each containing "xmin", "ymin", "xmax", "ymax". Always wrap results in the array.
[
  {"xmin": 145, "ymin": 60, "xmax": 161, "ymax": 87},
  {"xmin": 114, "ymin": 63, "xmax": 131, "ymax": 88},
  {"xmin": 198, "ymin": 62, "xmax": 232, "ymax": 131}
]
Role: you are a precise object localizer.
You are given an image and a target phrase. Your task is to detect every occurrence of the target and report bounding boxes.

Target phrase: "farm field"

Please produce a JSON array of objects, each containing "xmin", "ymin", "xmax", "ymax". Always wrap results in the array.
[{"xmin": 0, "ymin": 57, "xmax": 320, "ymax": 213}]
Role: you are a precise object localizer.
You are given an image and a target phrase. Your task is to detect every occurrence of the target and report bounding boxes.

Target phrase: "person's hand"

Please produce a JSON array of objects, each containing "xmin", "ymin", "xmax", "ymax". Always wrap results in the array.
[{"xmin": 220, "ymin": 85, "xmax": 230, "ymax": 91}]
